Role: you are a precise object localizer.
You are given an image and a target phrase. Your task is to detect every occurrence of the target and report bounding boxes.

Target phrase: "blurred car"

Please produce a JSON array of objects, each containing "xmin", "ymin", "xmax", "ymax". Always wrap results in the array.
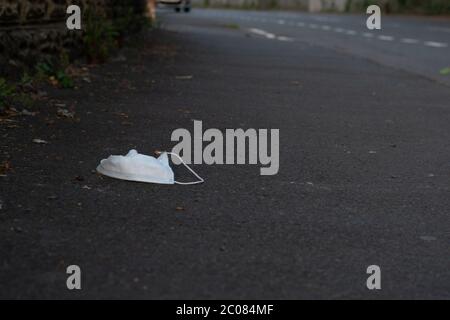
[{"xmin": 158, "ymin": 0, "xmax": 191, "ymax": 12}]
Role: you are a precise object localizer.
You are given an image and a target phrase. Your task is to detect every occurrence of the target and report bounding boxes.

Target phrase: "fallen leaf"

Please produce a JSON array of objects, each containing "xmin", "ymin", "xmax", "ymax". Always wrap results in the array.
[
  {"xmin": 114, "ymin": 112, "xmax": 129, "ymax": 119},
  {"xmin": 57, "ymin": 108, "xmax": 75, "ymax": 118},
  {"xmin": 0, "ymin": 161, "xmax": 12, "ymax": 175},
  {"xmin": 49, "ymin": 76, "xmax": 59, "ymax": 87},
  {"xmin": 20, "ymin": 109, "xmax": 37, "ymax": 116},
  {"xmin": 33, "ymin": 139, "xmax": 49, "ymax": 144},
  {"xmin": 177, "ymin": 108, "xmax": 192, "ymax": 114}
]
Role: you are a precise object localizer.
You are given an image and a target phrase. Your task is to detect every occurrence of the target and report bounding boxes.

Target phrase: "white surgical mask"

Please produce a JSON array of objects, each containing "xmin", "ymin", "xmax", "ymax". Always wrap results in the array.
[{"xmin": 97, "ymin": 150, "xmax": 204, "ymax": 185}]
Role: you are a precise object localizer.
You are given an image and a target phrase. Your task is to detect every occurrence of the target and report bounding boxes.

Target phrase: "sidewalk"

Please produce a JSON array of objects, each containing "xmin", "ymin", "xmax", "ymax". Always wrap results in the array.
[{"xmin": 1, "ymin": 15, "xmax": 449, "ymax": 299}]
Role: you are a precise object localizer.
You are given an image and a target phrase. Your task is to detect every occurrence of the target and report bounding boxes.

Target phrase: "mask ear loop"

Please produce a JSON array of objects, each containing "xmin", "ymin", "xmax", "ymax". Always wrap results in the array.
[{"xmin": 165, "ymin": 152, "xmax": 204, "ymax": 185}]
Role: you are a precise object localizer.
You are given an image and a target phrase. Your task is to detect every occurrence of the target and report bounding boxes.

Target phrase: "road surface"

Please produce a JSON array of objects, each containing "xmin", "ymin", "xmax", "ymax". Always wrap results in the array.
[
  {"xmin": 163, "ymin": 8, "xmax": 450, "ymax": 86},
  {"xmin": 0, "ymin": 8, "xmax": 449, "ymax": 299}
]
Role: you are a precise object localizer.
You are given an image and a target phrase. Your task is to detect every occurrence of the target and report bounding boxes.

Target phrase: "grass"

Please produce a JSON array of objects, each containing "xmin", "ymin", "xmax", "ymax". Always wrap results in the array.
[
  {"xmin": 0, "ymin": 77, "xmax": 34, "ymax": 111},
  {"xmin": 440, "ymin": 67, "xmax": 450, "ymax": 76},
  {"xmin": 1, "ymin": 7, "xmax": 153, "ymax": 112},
  {"xmin": 36, "ymin": 58, "xmax": 74, "ymax": 89},
  {"xmin": 221, "ymin": 23, "xmax": 240, "ymax": 30},
  {"xmin": 0, "ymin": 78, "xmax": 16, "ymax": 109}
]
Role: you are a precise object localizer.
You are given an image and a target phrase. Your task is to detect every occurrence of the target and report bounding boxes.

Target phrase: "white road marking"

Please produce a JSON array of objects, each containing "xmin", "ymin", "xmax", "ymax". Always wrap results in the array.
[
  {"xmin": 244, "ymin": 16, "xmax": 448, "ymax": 51},
  {"xmin": 378, "ymin": 35, "xmax": 394, "ymax": 41},
  {"xmin": 248, "ymin": 28, "xmax": 293, "ymax": 42},
  {"xmin": 424, "ymin": 41, "xmax": 448, "ymax": 48},
  {"xmin": 248, "ymin": 28, "xmax": 276, "ymax": 40},
  {"xmin": 277, "ymin": 36, "xmax": 294, "ymax": 42},
  {"xmin": 401, "ymin": 38, "xmax": 419, "ymax": 44}
]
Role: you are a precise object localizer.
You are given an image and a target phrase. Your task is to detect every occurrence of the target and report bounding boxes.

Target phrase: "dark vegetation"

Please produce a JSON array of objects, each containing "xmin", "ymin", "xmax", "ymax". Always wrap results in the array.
[{"xmin": 0, "ymin": 7, "xmax": 151, "ymax": 114}]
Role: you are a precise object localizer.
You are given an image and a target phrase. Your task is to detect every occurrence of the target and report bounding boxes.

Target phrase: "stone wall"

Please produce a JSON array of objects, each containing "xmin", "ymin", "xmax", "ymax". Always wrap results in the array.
[{"xmin": 0, "ymin": 0, "xmax": 147, "ymax": 74}]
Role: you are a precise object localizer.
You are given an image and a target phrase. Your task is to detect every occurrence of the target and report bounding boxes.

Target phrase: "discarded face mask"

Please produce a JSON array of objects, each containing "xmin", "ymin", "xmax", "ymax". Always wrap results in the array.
[{"xmin": 96, "ymin": 150, "xmax": 204, "ymax": 185}]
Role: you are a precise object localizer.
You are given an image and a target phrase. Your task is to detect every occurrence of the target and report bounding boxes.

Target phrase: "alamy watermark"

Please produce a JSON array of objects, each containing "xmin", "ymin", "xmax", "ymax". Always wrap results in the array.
[
  {"xmin": 67, "ymin": 4, "xmax": 382, "ymax": 31},
  {"xmin": 366, "ymin": 265, "xmax": 381, "ymax": 290},
  {"xmin": 366, "ymin": 5, "xmax": 381, "ymax": 30},
  {"xmin": 66, "ymin": 5, "xmax": 82, "ymax": 30},
  {"xmin": 66, "ymin": 265, "xmax": 82, "ymax": 290},
  {"xmin": 171, "ymin": 121, "xmax": 279, "ymax": 176}
]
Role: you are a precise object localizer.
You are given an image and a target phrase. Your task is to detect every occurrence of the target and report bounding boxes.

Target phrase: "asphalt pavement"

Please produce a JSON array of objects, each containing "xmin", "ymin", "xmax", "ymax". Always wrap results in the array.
[
  {"xmin": 164, "ymin": 8, "xmax": 450, "ymax": 86},
  {"xmin": 0, "ymin": 8, "xmax": 449, "ymax": 299}
]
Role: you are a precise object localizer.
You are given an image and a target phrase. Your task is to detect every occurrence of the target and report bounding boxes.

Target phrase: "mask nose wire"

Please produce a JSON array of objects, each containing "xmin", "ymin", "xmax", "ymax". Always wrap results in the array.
[{"xmin": 165, "ymin": 152, "xmax": 205, "ymax": 185}]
